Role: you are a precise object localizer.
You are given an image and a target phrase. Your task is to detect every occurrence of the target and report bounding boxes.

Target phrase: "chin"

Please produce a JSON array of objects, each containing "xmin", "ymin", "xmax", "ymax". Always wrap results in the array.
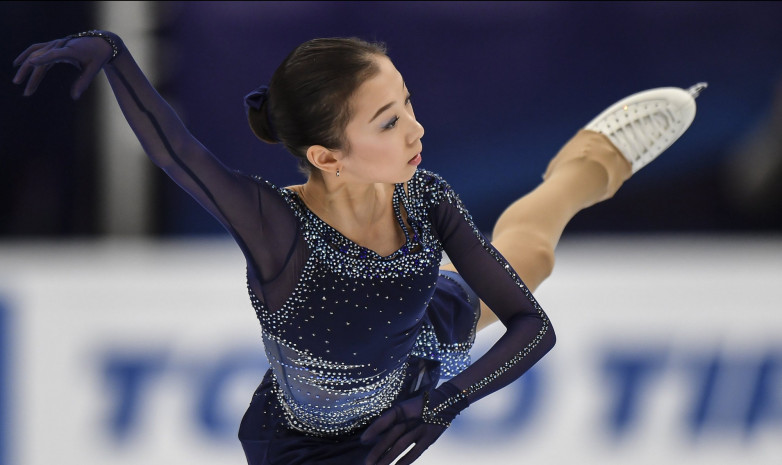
[
  {"xmin": 399, "ymin": 166, "xmax": 418, "ymax": 183},
  {"xmin": 374, "ymin": 166, "xmax": 418, "ymax": 185}
]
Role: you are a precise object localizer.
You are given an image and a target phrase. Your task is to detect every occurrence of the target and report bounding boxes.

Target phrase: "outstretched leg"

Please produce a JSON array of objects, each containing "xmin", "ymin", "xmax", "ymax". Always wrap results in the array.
[
  {"xmin": 441, "ymin": 130, "xmax": 630, "ymax": 330},
  {"xmin": 490, "ymin": 129, "xmax": 630, "ymax": 289},
  {"xmin": 441, "ymin": 83, "xmax": 706, "ymax": 330}
]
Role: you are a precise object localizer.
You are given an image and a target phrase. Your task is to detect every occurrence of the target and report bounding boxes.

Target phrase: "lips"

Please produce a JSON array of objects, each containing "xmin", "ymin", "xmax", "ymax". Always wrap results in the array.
[{"xmin": 408, "ymin": 153, "xmax": 422, "ymax": 166}]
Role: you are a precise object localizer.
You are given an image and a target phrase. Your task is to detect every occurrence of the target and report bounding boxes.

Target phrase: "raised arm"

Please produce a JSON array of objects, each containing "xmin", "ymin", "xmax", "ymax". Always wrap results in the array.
[{"xmin": 12, "ymin": 31, "xmax": 261, "ymax": 243}]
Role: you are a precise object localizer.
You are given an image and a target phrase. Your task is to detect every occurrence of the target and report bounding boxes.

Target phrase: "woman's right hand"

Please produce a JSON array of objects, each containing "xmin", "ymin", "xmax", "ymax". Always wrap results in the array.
[
  {"xmin": 12, "ymin": 33, "xmax": 117, "ymax": 100},
  {"xmin": 361, "ymin": 392, "xmax": 448, "ymax": 465}
]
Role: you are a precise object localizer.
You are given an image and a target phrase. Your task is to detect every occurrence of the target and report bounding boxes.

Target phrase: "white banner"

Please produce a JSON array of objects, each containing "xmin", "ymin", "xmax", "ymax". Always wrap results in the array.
[{"xmin": 1, "ymin": 236, "xmax": 780, "ymax": 465}]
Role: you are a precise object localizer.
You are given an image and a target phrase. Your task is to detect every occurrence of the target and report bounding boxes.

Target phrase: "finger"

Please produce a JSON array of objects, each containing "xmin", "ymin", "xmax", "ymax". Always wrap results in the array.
[
  {"xmin": 12, "ymin": 42, "xmax": 49, "ymax": 67},
  {"xmin": 361, "ymin": 408, "xmax": 399, "ymax": 443},
  {"xmin": 12, "ymin": 60, "xmax": 35, "ymax": 85},
  {"xmin": 17, "ymin": 39, "xmax": 63, "ymax": 66},
  {"xmin": 71, "ymin": 61, "xmax": 102, "ymax": 99},
  {"xmin": 23, "ymin": 64, "xmax": 52, "ymax": 96},
  {"xmin": 364, "ymin": 423, "xmax": 406, "ymax": 465},
  {"xmin": 13, "ymin": 40, "xmax": 64, "ymax": 89},
  {"xmin": 376, "ymin": 430, "xmax": 420, "ymax": 465},
  {"xmin": 12, "ymin": 41, "xmax": 58, "ymax": 85},
  {"xmin": 393, "ymin": 440, "xmax": 431, "ymax": 465},
  {"xmin": 29, "ymin": 47, "xmax": 83, "ymax": 69}
]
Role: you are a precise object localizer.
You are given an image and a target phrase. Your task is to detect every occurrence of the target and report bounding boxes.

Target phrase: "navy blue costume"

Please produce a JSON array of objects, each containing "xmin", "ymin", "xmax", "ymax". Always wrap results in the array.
[
  {"xmin": 15, "ymin": 32, "xmax": 556, "ymax": 464},
  {"xmin": 102, "ymin": 39, "xmax": 555, "ymax": 465},
  {"xmin": 217, "ymin": 168, "xmax": 554, "ymax": 463}
]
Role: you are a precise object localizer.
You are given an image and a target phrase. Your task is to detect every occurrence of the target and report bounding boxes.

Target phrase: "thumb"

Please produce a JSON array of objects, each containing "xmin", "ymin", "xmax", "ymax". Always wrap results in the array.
[{"xmin": 71, "ymin": 61, "xmax": 102, "ymax": 100}]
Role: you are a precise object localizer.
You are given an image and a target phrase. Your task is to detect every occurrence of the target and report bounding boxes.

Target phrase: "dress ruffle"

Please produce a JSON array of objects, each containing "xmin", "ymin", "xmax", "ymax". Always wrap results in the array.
[{"xmin": 412, "ymin": 270, "xmax": 481, "ymax": 377}]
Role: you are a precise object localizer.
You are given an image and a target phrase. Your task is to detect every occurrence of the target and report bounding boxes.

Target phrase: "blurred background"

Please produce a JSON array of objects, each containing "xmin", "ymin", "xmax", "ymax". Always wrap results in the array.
[{"xmin": 1, "ymin": 1, "xmax": 781, "ymax": 465}]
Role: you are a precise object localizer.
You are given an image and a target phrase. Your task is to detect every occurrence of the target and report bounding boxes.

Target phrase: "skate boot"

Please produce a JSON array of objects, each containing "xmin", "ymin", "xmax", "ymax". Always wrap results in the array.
[{"xmin": 584, "ymin": 82, "xmax": 707, "ymax": 173}]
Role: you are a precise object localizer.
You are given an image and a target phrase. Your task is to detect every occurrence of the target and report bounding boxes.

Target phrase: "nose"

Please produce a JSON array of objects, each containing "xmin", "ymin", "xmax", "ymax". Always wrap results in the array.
[{"xmin": 408, "ymin": 116, "xmax": 424, "ymax": 144}]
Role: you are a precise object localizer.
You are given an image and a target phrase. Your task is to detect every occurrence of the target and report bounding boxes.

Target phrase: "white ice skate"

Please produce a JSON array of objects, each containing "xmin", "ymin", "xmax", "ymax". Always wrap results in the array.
[{"xmin": 584, "ymin": 82, "xmax": 707, "ymax": 173}]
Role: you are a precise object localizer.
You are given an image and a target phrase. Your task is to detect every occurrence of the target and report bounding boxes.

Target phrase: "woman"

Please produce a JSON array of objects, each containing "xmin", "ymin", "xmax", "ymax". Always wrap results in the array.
[{"xmin": 13, "ymin": 31, "xmax": 702, "ymax": 465}]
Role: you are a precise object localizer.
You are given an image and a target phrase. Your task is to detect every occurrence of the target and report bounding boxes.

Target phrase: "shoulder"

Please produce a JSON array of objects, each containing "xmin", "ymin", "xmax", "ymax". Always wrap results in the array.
[
  {"xmin": 241, "ymin": 171, "xmax": 304, "ymax": 213},
  {"xmin": 243, "ymin": 171, "xmax": 287, "ymax": 196},
  {"xmin": 405, "ymin": 168, "xmax": 461, "ymax": 205}
]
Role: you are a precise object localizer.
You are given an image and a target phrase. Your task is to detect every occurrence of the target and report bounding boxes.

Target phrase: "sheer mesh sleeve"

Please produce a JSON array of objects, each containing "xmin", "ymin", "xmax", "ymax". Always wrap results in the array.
[
  {"xmin": 425, "ymin": 173, "xmax": 556, "ymax": 420},
  {"xmin": 101, "ymin": 38, "xmax": 300, "ymax": 286}
]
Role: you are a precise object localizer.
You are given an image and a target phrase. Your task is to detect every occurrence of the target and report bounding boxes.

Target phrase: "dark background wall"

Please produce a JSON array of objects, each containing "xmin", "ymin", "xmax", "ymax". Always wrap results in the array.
[
  {"xmin": 4, "ymin": 1, "xmax": 782, "ymax": 237},
  {"xmin": 2, "ymin": 1, "xmax": 99, "ymax": 236}
]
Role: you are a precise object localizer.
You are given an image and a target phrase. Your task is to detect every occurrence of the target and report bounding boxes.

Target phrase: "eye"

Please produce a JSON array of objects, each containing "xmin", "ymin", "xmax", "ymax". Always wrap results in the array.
[
  {"xmin": 383, "ymin": 116, "xmax": 400, "ymax": 130},
  {"xmin": 381, "ymin": 94, "xmax": 412, "ymax": 130}
]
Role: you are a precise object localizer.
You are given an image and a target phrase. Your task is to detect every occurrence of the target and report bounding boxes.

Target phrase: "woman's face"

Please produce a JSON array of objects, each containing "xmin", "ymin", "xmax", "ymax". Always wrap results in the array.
[{"xmin": 339, "ymin": 55, "xmax": 425, "ymax": 184}]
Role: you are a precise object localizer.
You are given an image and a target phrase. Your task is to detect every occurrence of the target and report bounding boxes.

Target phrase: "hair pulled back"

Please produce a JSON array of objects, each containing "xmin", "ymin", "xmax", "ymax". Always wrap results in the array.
[{"xmin": 247, "ymin": 37, "xmax": 388, "ymax": 176}]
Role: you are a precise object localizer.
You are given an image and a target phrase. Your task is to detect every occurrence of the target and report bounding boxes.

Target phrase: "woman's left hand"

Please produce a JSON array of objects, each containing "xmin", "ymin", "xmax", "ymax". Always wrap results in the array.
[{"xmin": 361, "ymin": 393, "xmax": 447, "ymax": 465}]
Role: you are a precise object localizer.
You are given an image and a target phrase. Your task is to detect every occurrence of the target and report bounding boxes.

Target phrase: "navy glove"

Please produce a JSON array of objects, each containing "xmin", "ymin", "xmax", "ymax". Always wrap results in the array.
[
  {"xmin": 13, "ymin": 30, "xmax": 123, "ymax": 99},
  {"xmin": 361, "ymin": 381, "xmax": 467, "ymax": 465}
]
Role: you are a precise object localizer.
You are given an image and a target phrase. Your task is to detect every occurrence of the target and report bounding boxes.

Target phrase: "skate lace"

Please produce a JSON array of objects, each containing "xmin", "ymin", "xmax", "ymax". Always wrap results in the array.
[
  {"xmin": 585, "ymin": 82, "xmax": 706, "ymax": 172},
  {"xmin": 610, "ymin": 103, "xmax": 677, "ymax": 164}
]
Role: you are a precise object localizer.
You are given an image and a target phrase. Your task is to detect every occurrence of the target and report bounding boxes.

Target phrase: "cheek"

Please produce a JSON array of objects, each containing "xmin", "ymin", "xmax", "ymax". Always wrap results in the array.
[{"xmin": 350, "ymin": 137, "xmax": 394, "ymax": 163}]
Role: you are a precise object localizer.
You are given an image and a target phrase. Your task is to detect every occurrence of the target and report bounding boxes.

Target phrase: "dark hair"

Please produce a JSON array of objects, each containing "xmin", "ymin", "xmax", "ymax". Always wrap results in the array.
[{"xmin": 248, "ymin": 37, "xmax": 388, "ymax": 176}]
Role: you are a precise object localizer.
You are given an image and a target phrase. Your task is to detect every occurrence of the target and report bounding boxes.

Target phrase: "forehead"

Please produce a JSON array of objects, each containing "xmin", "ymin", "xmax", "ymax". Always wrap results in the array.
[{"xmin": 349, "ymin": 56, "xmax": 404, "ymax": 118}]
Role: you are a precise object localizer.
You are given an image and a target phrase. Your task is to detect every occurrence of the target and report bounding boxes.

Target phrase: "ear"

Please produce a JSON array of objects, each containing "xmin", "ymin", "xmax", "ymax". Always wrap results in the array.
[{"xmin": 306, "ymin": 145, "xmax": 342, "ymax": 175}]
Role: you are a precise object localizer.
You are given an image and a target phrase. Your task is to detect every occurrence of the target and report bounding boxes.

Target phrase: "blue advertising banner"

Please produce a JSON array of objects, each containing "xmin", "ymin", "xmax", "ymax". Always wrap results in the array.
[{"xmin": 0, "ymin": 238, "xmax": 780, "ymax": 464}]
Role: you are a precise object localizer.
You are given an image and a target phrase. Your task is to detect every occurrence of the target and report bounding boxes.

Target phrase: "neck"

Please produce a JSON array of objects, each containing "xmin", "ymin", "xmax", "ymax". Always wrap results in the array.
[{"xmin": 298, "ymin": 173, "xmax": 392, "ymax": 228}]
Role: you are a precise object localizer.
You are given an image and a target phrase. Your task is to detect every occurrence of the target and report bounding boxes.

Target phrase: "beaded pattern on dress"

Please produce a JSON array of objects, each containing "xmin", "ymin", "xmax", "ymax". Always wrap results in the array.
[
  {"xmin": 247, "ymin": 174, "xmax": 449, "ymax": 437},
  {"xmin": 243, "ymin": 170, "xmax": 525, "ymax": 436}
]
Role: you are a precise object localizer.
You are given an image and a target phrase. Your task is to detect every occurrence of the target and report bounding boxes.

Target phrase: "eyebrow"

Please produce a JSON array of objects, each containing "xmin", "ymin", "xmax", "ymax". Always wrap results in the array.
[{"xmin": 368, "ymin": 81, "xmax": 407, "ymax": 123}]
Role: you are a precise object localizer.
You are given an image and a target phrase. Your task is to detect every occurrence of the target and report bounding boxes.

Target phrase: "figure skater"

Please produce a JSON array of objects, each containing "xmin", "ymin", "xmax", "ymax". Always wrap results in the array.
[{"xmin": 13, "ymin": 31, "xmax": 703, "ymax": 465}]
